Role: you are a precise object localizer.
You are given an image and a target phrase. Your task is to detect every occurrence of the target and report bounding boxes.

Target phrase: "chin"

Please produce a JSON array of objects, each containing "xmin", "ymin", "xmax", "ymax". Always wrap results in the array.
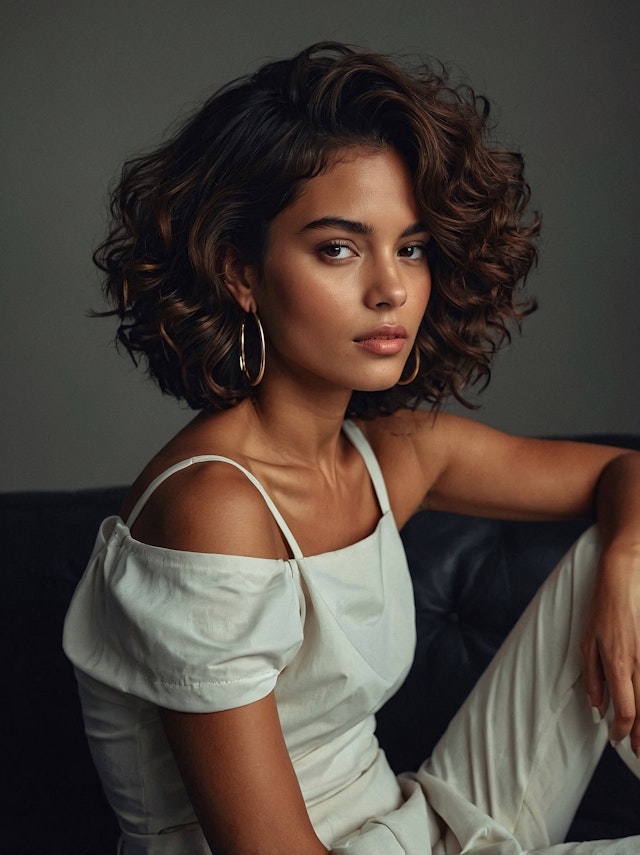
[{"xmin": 351, "ymin": 377, "xmax": 401, "ymax": 393}]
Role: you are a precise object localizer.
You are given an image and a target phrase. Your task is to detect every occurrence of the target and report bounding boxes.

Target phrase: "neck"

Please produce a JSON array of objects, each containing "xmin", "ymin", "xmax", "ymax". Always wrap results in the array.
[
  {"xmin": 257, "ymin": 398, "xmax": 350, "ymax": 464},
  {"xmin": 243, "ymin": 370, "xmax": 354, "ymax": 468}
]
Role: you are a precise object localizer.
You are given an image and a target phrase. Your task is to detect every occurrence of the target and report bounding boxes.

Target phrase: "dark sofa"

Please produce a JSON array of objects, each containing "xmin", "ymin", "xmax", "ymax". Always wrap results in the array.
[{"xmin": 3, "ymin": 434, "xmax": 640, "ymax": 854}]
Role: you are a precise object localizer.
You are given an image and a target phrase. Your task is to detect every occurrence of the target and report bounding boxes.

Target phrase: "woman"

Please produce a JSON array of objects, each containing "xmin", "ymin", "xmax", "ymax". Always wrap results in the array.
[{"xmin": 63, "ymin": 43, "xmax": 640, "ymax": 853}]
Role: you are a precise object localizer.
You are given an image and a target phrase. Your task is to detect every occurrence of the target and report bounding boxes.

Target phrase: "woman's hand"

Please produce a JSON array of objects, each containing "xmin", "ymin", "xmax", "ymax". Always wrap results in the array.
[
  {"xmin": 582, "ymin": 453, "xmax": 640, "ymax": 757},
  {"xmin": 582, "ymin": 541, "xmax": 640, "ymax": 755}
]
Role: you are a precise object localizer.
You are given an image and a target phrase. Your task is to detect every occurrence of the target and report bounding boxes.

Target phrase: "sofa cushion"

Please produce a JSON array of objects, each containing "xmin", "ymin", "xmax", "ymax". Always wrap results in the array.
[{"xmin": 2, "ymin": 489, "xmax": 125, "ymax": 853}]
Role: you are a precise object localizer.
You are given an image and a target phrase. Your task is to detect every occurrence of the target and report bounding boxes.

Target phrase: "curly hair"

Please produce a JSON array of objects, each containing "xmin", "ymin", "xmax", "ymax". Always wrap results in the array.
[{"xmin": 94, "ymin": 42, "xmax": 539, "ymax": 417}]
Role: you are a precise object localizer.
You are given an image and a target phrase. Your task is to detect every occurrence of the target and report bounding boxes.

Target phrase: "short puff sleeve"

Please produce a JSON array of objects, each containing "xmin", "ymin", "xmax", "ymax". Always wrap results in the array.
[{"xmin": 63, "ymin": 517, "xmax": 304, "ymax": 712}]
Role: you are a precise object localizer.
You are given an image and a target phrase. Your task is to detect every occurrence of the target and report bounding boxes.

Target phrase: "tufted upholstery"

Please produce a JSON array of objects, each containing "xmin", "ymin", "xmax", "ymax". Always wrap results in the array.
[
  {"xmin": 3, "ymin": 436, "xmax": 640, "ymax": 852},
  {"xmin": 3, "ymin": 488, "xmax": 126, "ymax": 854}
]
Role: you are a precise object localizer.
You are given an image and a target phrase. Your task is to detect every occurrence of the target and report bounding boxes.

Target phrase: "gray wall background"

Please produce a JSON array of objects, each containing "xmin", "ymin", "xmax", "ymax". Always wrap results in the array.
[{"xmin": 2, "ymin": 0, "xmax": 638, "ymax": 491}]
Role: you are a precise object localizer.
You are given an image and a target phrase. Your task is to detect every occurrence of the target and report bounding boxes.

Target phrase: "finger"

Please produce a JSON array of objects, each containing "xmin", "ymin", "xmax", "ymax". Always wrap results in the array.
[
  {"xmin": 581, "ymin": 635, "xmax": 606, "ymax": 719},
  {"xmin": 630, "ymin": 673, "xmax": 640, "ymax": 759},
  {"xmin": 604, "ymin": 664, "xmax": 636, "ymax": 744},
  {"xmin": 601, "ymin": 683, "xmax": 611, "ymax": 722}
]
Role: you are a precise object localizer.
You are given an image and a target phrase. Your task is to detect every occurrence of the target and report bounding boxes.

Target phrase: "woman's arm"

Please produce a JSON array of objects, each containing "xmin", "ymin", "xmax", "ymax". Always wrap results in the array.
[
  {"xmin": 424, "ymin": 417, "xmax": 640, "ymax": 754},
  {"xmin": 367, "ymin": 410, "xmax": 634, "ymax": 525},
  {"xmin": 367, "ymin": 410, "xmax": 640, "ymax": 753},
  {"xmin": 161, "ymin": 694, "xmax": 329, "ymax": 855},
  {"xmin": 130, "ymin": 462, "xmax": 331, "ymax": 854}
]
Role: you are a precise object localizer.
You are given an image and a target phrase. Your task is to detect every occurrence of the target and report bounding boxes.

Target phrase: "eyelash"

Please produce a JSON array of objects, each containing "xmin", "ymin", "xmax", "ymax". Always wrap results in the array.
[
  {"xmin": 318, "ymin": 241, "xmax": 428, "ymax": 260},
  {"xmin": 319, "ymin": 241, "xmax": 353, "ymax": 259},
  {"xmin": 398, "ymin": 244, "xmax": 428, "ymax": 259}
]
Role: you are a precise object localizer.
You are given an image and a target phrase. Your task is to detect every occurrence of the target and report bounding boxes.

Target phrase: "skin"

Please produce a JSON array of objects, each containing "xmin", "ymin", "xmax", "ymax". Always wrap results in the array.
[{"xmin": 121, "ymin": 147, "xmax": 640, "ymax": 854}]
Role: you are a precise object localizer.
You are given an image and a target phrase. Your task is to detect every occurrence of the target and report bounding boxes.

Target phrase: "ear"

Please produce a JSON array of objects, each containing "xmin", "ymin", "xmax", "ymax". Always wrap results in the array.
[{"xmin": 220, "ymin": 245, "xmax": 260, "ymax": 314}]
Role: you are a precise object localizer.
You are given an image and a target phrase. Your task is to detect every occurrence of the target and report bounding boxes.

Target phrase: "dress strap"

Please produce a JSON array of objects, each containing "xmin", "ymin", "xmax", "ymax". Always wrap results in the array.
[
  {"xmin": 342, "ymin": 420, "xmax": 391, "ymax": 515},
  {"xmin": 125, "ymin": 455, "xmax": 304, "ymax": 560}
]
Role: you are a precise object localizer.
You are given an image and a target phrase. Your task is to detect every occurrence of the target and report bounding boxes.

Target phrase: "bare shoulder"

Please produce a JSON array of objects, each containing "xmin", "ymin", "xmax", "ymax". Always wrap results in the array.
[
  {"xmin": 126, "ymin": 459, "xmax": 286, "ymax": 559},
  {"xmin": 358, "ymin": 409, "xmax": 628, "ymax": 522},
  {"xmin": 357, "ymin": 407, "xmax": 435, "ymax": 446},
  {"xmin": 353, "ymin": 409, "xmax": 457, "ymax": 525},
  {"xmin": 355, "ymin": 408, "xmax": 463, "ymax": 466},
  {"xmin": 358, "ymin": 408, "xmax": 526, "ymax": 462}
]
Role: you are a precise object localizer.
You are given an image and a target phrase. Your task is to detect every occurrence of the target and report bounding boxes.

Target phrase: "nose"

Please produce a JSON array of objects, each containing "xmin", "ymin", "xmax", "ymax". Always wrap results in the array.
[{"xmin": 364, "ymin": 259, "xmax": 407, "ymax": 309}]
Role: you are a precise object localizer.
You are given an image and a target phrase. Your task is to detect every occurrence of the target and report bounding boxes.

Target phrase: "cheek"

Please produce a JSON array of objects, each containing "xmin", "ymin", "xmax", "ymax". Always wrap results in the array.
[
  {"xmin": 412, "ymin": 268, "xmax": 432, "ymax": 315},
  {"xmin": 254, "ymin": 271, "xmax": 319, "ymax": 343},
  {"xmin": 261, "ymin": 263, "xmax": 349, "ymax": 320}
]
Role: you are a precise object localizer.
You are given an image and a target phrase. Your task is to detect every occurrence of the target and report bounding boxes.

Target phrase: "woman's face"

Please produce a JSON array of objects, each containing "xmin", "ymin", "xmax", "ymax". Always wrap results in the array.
[{"xmin": 247, "ymin": 146, "xmax": 432, "ymax": 394}]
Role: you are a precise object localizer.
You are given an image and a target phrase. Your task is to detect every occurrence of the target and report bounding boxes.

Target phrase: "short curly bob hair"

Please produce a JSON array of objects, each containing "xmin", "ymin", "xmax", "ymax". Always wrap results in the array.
[{"xmin": 95, "ymin": 42, "xmax": 539, "ymax": 417}]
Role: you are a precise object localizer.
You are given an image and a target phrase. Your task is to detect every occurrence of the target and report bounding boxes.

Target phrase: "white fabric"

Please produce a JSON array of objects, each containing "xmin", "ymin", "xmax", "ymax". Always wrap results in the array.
[
  {"xmin": 63, "ymin": 420, "xmax": 416, "ymax": 850},
  {"xmin": 331, "ymin": 528, "xmax": 640, "ymax": 855},
  {"xmin": 63, "ymin": 421, "xmax": 640, "ymax": 853},
  {"xmin": 65, "ymin": 519, "xmax": 304, "ymax": 710}
]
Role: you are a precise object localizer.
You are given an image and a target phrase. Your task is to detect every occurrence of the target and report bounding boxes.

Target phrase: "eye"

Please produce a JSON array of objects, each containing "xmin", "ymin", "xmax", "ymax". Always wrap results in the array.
[
  {"xmin": 398, "ymin": 243, "xmax": 428, "ymax": 260},
  {"xmin": 318, "ymin": 242, "xmax": 356, "ymax": 260}
]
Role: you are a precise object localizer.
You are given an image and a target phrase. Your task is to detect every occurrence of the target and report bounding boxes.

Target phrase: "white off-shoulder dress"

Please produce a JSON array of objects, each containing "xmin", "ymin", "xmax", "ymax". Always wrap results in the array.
[{"xmin": 63, "ymin": 421, "xmax": 639, "ymax": 854}]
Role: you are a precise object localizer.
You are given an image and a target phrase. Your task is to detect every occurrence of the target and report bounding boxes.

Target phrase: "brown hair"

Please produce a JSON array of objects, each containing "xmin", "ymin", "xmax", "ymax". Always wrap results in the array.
[{"xmin": 94, "ymin": 42, "xmax": 539, "ymax": 416}]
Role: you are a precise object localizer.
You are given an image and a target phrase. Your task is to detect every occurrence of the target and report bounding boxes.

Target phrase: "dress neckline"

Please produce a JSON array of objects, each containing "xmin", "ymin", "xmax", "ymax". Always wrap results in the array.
[{"xmin": 123, "ymin": 419, "xmax": 392, "ymax": 562}]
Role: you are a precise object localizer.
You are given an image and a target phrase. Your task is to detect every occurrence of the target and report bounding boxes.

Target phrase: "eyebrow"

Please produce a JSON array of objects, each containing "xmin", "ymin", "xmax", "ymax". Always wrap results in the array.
[{"xmin": 300, "ymin": 216, "xmax": 428, "ymax": 238}]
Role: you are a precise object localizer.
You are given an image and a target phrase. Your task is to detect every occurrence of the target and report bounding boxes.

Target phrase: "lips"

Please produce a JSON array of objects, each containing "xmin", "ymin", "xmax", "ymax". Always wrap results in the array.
[
  {"xmin": 354, "ymin": 324, "xmax": 408, "ymax": 355},
  {"xmin": 354, "ymin": 324, "xmax": 408, "ymax": 343}
]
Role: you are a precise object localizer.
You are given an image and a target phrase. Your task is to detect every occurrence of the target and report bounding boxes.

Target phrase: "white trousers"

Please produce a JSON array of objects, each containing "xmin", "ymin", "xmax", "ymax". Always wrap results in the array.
[{"xmin": 418, "ymin": 526, "xmax": 640, "ymax": 853}]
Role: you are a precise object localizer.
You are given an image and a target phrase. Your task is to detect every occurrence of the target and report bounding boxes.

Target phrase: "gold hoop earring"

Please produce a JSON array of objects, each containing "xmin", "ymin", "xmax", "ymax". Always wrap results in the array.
[
  {"xmin": 239, "ymin": 312, "xmax": 265, "ymax": 386},
  {"xmin": 397, "ymin": 344, "xmax": 420, "ymax": 386}
]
